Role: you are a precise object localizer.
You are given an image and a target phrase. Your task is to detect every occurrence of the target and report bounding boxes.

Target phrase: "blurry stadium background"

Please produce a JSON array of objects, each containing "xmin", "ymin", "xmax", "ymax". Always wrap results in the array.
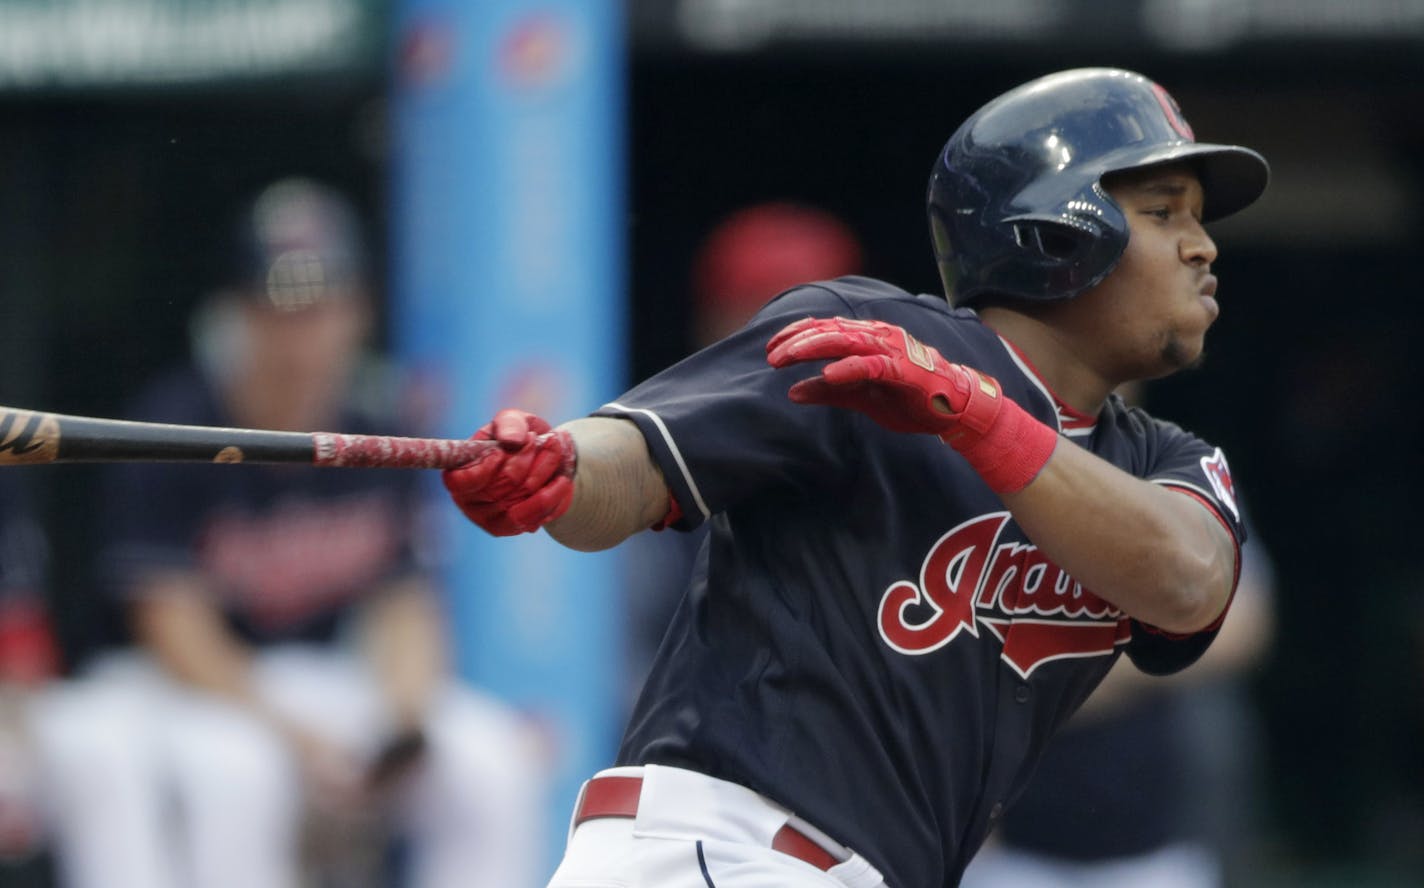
[{"xmin": 1, "ymin": 1, "xmax": 1423, "ymax": 886}]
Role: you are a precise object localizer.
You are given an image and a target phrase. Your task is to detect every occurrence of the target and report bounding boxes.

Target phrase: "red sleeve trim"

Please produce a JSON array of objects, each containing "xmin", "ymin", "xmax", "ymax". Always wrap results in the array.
[{"xmin": 650, "ymin": 492, "xmax": 683, "ymax": 532}]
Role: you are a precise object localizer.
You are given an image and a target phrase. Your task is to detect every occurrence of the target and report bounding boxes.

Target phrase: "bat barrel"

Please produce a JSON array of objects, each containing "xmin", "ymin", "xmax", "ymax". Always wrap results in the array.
[
  {"xmin": 57, "ymin": 415, "xmax": 316, "ymax": 464},
  {"xmin": 0, "ymin": 407, "xmax": 316, "ymax": 466}
]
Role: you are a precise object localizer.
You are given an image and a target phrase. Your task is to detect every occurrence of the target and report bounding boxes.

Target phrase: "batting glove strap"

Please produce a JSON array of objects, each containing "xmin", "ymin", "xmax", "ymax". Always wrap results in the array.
[{"xmin": 942, "ymin": 391, "xmax": 1058, "ymax": 495}]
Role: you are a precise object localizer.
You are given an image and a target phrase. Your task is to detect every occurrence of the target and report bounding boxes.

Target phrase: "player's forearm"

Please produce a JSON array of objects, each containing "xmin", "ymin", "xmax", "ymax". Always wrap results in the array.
[
  {"xmin": 1001, "ymin": 441, "xmax": 1235, "ymax": 634},
  {"xmin": 134, "ymin": 580, "xmax": 333, "ymax": 749},
  {"xmin": 545, "ymin": 417, "xmax": 671, "ymax": 552},
  {"xmin": 130, "ymin": 577, "xmax": 264, "ymax": 704},
  {"xmin": 361, "ymin": 575, "xmax": 446, "ymax": 728}
]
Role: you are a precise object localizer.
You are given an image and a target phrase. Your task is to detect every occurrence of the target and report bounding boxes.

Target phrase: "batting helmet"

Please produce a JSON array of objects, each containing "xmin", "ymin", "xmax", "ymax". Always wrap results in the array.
[
  {"xmin": 927, "ymin": 68, "xmax": 1269, "ymax": 308},
  {"xmin": 221, "ymin": 178, "xmax": 368, "ymax": 312}
]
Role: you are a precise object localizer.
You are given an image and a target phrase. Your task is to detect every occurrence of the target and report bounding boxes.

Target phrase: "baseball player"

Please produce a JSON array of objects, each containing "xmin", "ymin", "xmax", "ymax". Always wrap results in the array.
[
  {"xmin": 443, "ymin": 68, "xmax": 1269, "ymax": 887},
  {"xmin": 30, "ymin": 179, "xmax": 546, "ymax": 888}
]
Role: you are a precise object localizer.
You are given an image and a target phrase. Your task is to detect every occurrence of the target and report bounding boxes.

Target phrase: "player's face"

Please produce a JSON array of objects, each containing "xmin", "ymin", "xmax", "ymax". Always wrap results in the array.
[
  {"xmin": 237, "ymin": 291, "xmax": 371, "ymax": 429},
  {"xmin": 1080, "ymin": 165, "xmax": 1219, "ymax": 379}
]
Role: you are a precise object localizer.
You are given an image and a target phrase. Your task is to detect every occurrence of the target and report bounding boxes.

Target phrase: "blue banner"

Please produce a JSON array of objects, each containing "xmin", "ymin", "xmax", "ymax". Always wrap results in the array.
[{"xmin": 390, "ymin": 0, "xmax": 624, "ymax": 875}]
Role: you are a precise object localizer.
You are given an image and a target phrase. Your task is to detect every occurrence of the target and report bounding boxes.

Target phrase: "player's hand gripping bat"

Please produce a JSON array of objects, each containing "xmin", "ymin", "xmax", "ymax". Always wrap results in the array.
[
  {"xmin": 441, "ymin": 408, "xmax": 577, "ymax": 535},
  {"xmin": 0, "ymin": 405, "xmax": 499, "ymax": 469}
]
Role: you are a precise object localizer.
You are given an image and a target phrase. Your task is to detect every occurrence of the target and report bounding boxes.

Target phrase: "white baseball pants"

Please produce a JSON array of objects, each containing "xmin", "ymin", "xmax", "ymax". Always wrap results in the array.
[
  {"xmin": 549, "ymin": 764, "xmax": 887, "ymax": 888},
  {"xmin": 27, "ymin": 647, "xmax": 548, "ymax": 888}
]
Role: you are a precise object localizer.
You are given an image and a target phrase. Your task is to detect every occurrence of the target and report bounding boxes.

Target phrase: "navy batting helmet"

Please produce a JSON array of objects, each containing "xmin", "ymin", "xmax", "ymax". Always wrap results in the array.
[
  {"xmin": 222, "ymin": 178, "xmax": 368, "ymax": 311},
  {"xmin": 927, "ymin": 68, "xmax": 1269, "ymax": 308}
]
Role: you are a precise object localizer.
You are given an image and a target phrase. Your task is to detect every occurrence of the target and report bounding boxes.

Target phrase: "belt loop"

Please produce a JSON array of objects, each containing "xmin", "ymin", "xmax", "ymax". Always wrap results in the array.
[
  {"xmin": 574, "ymin": 775, "xmax": 643, "ymax": 824},
  {"xmin": 573, "ymin": 772, "xmax": 848, "ymax": 873}
]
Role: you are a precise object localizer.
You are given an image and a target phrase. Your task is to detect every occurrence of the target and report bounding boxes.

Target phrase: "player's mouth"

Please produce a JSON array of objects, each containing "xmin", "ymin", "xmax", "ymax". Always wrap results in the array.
[{"xmin": 1198, "ymin": 275, "xmax": 1219, "ymax": 320}]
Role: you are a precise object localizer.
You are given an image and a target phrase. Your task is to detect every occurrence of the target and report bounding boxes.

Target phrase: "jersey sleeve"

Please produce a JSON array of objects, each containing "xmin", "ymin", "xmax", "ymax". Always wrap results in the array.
[
  {"xmin": 1124, "ymin": 412, "xmax": 1247, "ymax": 675},
  {"xmin": 593, "ymin": 284, "xmax": 860, "ymax": 530}
]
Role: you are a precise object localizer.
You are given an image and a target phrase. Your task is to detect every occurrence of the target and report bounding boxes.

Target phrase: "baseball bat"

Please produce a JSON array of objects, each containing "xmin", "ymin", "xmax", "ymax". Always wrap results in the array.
[{"xmin": 0, "ymin": 405, "xmax": 498, "ymax": 469}]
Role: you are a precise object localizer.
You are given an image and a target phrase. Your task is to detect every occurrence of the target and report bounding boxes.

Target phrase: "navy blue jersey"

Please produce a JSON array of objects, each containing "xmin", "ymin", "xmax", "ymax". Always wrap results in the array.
[
  {"xmin": 98, "ymin": 367, "xmax": 424, "ymax": 647},
  {"xmin": 595, "ymin": 276, "xmax": 1244, "ymax": 888},
  {"xmin": 994, "ymin": 692, "xmax": 1185, "ymax": 861},
  {"xmin": 0, "ymin": 472, "xmax": 46, "ymax": 601}
]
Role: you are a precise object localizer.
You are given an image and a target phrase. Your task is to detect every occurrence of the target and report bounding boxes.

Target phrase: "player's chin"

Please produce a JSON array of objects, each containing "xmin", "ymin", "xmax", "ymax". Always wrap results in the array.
[
  {"xmin": 1175, "ymin": 298, "xmax": 1218, "ymax": 338},
  {"xmin": 1160, "ymin": 334, "xmax": 1206, "ymax": 373}
]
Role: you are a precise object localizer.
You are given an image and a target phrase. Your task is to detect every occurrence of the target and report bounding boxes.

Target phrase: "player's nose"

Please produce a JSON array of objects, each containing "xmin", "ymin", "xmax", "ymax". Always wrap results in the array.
[{"xmin": 1181, "ymin": 222, "xmax": 1218, "ymax": 267}]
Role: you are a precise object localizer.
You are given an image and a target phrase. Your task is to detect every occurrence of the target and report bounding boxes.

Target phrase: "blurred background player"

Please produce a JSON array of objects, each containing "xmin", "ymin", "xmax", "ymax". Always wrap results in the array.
[
  {"xmin": 29, "ymin": 178, "xmax": 546, "ymax": 888},
  {"xmin": 960, "ymin": 382, "xmax": 1277, "ymax": 888},
  {"xmin": 0, "ymin": 471, "xmax": 58, "ymax": 888},
  {"xmin": 688, "ymin": 202, "xmax": 864, "ymax": 345},
  {"xmin": 621, "ymin": 201, "xmax": 863, "ymax": 707}
]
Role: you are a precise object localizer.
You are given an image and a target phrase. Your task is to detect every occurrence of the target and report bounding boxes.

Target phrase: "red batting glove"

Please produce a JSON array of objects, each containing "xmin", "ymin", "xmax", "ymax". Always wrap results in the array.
[
  {"xmin": 765, "ymin": 316, "xmax": 1058, "ymax": 494},
  {"xmin": 441, "ymin": 409, "xmax": 577, "ymax": 536}
]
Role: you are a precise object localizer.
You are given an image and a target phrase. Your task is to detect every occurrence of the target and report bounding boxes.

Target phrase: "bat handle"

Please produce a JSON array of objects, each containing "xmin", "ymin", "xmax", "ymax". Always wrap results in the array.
[{"xmin": 312, "ymin": 433, "xmax": 500, "ymax": 469}]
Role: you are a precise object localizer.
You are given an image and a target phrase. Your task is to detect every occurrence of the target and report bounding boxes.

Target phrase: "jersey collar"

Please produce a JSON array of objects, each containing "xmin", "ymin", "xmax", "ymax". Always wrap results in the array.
[{"xmin": 994, "ymin": 336, "xmax": 1099, "ymax": 438}]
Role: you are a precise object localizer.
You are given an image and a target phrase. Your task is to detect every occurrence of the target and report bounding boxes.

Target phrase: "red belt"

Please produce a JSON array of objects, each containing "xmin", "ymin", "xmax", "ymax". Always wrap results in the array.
[{"xmin": 574, "ymin": 775, "xmax": 839, "ymax": 872}]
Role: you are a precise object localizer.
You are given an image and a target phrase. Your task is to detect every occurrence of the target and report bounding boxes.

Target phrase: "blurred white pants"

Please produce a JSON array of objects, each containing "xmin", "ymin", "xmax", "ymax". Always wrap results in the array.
[{"xmin": 26, "ymin": 647, "xmax": 547, "ymax": 888}]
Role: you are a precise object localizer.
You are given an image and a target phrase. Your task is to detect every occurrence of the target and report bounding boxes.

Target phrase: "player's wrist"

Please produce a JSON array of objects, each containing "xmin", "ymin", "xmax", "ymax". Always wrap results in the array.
[{"xmin": 940, "ymin": 388, "xmax": 1058, "ymax": 494}]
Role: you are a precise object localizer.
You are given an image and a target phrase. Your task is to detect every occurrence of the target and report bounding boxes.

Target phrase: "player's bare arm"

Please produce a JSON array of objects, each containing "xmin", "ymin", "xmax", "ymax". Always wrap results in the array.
[
  {"xmin": 359, "ymin": 574, "xmax": 445, "ymax": 731},
  {"xmin": 442, "ymin": 411, "xmax": 668, "ymax": 552},
  {"xmin": 130, "ymin": 572, "xmax": 267, "ymax": 706},
  {"xmin": 546, "ymin": 416, "xmax": 669, "ymax": 551},
  {"xmin": 1000, "ymin": 441, "xmax": 1235, "ymax": 634}
]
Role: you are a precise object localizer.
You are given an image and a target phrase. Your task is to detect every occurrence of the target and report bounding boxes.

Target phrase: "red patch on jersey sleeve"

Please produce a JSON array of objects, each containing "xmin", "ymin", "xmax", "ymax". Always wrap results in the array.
[{"xmin": 1199, "ymin": 448, "xmax": 1239, "ymax": 521}]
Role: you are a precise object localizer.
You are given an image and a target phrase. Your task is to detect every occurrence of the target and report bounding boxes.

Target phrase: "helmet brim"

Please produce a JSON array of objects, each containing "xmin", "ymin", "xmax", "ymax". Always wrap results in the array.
[{"xmin": 1103, "ymin": 143, "xmax": 1270, "ymax": 223}]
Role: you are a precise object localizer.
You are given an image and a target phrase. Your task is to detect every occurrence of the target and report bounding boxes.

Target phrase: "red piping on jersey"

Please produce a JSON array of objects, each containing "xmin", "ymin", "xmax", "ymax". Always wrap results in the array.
[{"xmin": 994, "ymin": 336, "xmax": 1098, "ymax": 433}]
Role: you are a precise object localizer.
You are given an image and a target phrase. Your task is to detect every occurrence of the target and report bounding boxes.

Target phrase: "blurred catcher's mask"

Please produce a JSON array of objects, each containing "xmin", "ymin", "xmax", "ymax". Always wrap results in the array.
[{"xmin": 225, "ymin": 177, "xmax": 368, "ymax": 312}]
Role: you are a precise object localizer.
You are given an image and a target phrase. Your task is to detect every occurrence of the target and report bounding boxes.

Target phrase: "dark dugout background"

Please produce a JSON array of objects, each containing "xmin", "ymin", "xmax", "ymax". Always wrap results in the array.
[{"xmin": 1, "ymin": 1, "xmax": 1422, "ymax": 883}]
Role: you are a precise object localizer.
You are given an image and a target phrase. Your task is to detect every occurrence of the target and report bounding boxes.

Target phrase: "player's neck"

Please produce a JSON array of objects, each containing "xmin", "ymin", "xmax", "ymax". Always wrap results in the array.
[{"xmin": 976, "ymin": 305, "xmax": 1115, "ymax": 416}]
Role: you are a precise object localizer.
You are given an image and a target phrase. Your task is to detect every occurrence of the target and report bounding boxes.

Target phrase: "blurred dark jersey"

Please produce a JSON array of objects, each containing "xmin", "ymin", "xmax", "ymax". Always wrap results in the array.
[{"xmin": 99, "ymin": 367, "xmax": 423, "ymax": 647}]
